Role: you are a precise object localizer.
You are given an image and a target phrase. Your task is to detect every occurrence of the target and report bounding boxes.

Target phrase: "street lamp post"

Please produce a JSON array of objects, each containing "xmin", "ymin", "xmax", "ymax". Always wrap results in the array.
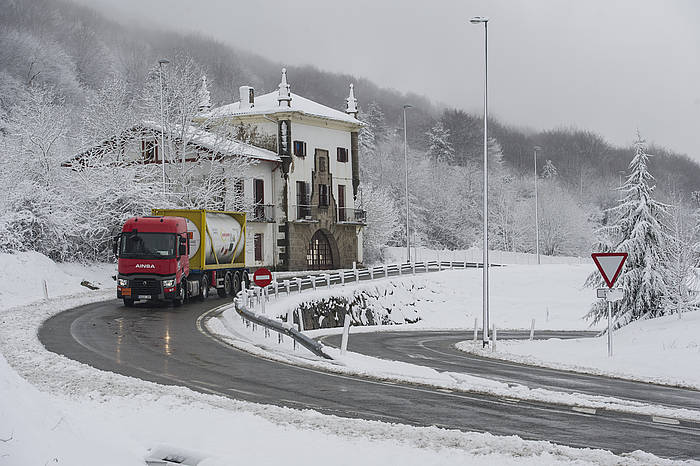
[
  {"xmin": 470, "ymin": 16, "xmax": 489, "ymax": 347},
  {"xmin": 533, "ymin": 146, "xmax": 541, "ymax": 265},
  {"xmin": 403, "ymin": 104, "xmax": 413, "ymax": 263},
  {"xmin": 158, "ymin": 58, "xmax": 170, "ymax": 196}
]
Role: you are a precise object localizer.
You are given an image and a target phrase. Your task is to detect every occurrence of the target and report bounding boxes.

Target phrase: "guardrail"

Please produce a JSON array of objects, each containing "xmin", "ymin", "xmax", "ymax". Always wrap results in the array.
[{"xmin": 229, "ymin": 260, "xmax": 490, "ymax": 359}]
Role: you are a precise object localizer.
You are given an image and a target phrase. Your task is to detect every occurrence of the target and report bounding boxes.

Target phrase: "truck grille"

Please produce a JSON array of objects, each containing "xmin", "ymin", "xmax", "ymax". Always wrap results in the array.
[{"xmin": 130, "ymin": 279, "xmax": 161, "ymax": 296}]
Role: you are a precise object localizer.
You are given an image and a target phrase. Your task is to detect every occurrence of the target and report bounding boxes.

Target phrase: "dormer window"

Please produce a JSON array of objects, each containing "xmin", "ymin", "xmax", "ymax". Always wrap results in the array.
[
  {"xmin": 337, "ymin": 147, "xmax": 348, "ymax": 162},
  {"xmin": 293, "ymin": 140, "xmax": 306, "ymax": 157}
]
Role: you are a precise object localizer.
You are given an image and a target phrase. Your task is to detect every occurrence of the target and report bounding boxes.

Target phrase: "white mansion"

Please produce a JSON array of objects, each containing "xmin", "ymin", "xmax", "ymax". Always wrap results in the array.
[{"xmin": 77, "ymin": 69, "xmax": 366, "ymax": 271}]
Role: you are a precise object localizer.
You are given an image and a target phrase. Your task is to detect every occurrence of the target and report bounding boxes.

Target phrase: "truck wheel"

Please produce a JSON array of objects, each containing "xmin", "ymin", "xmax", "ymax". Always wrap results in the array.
[
  {"xmin": 233, "ymin": 272, "xmax": 242, "ymax": 297},
  {"xmin": 218, "ymin": 272, "xmax": 232, "ymax": 298},
  {"xmin": 198, "ymin": 275, "xmax": 209, "ymax": 301},
  {"xmin": 123, "ymin": 298, "xmax": 135, "ymax": 307}
]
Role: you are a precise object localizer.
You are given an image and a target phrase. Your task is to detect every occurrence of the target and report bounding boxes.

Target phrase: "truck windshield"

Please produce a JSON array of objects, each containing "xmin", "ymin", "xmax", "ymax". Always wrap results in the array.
[{"xmin": 120, "ymin": 233, "xmax": 175, "ymax": 259}]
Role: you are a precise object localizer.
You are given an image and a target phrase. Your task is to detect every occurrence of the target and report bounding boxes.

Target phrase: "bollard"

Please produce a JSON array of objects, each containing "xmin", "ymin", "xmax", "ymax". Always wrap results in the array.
[
  {"xmin": 285, "ymin": 280, "xmax": 290, "ymax": 296},
  {"xmin": 369, "ymin": 268, "xmax": 374, "ymax": 280},
  {"xmin": 340, "ymin": 313, "xmax": 351, "ymax": 355},
  {"xmin": 297, "ymin": 278, "xmax": 302, "ymax": 294},
  {"xmin": 492, "ymin": 324, "xmax": 497, "ymax": 352},
  {"xmin": 529, "ymin": 319, "xmax": 535, "ymax": 341},
  {"xmin": 383, "ymin": 265, "xmax": 388, "ymax": 277},
  {"xmin": 341, "ymin": 271, "xmax": 345, "ymax": 286},
  {"xmin": 473, "ymin": 317, "xmax": 478, "ymax": 342},
  {"xmin": 326, "ymin": 274, "xmax": 331, "ymax": 289},
  {"xmin": 398, "ymin": 263, "xmax": 402, "ymax": 276},
  {"xmin": 354, "ymin": 269, "xmax": 359, "ymax": 282},
  {"xmin": 311, "ymin": 276, "xmax": 317, "ymax": 290},
  {"xmin": 287, "ymin": 306, "xmax": 294, "ymax": 327},
  {"xmin": 42, "ymin": 279, "xmax": 49, "ymax": 300},
  {"xmin": 412, "ymin": 262, "xmax": 416, "ymax": 275}
]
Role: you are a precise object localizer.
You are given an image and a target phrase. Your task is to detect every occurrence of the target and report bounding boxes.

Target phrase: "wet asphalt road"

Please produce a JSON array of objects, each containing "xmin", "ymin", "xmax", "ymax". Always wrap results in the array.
[{"xmin": 39, "ymin": 298, "xmax": 700, "ymax": 460}]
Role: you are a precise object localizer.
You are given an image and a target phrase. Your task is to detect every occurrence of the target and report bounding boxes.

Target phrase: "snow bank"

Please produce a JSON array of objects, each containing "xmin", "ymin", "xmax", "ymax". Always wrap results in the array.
[
  {"xmin": 0, "ymin": 251, "xmax": 115, "ymax": 308},
  {"xmin": 457, "ymin": 310, "xmax": 700, "ymax": 389},
  {"xmin": 262, "ymin": 264, "xmax": 600, "ymax": 331}
]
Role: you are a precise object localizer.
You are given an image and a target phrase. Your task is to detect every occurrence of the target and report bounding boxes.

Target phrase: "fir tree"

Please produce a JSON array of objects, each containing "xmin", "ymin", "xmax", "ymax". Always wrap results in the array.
[
  {"xmin": 585, "ymin": 135, "xmax": 670, "ymax": 327},
  {"xmin": 542, "ymin": 159, "xmax": 558, "ymax": 179},
  {"xmin": 426, "ymin": 120, "xmax": 454, "ymax": 164}
]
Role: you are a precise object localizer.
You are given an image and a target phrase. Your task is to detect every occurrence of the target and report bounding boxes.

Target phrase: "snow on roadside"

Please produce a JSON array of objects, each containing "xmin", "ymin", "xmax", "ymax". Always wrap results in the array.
[
  {"xmin": 264, "ymin": 264, "xmax": 601, "ymax": 331},
  {"xmin": 456, "ymin": 310, "xmax": 700, "ymax": 389},
  {"xmin": 0, "ymin": 251, "xmax": 115, "ymax": 308},
  {"xmin": 211, "ymin": 305, "xmax": 700, "ymax": 423}
]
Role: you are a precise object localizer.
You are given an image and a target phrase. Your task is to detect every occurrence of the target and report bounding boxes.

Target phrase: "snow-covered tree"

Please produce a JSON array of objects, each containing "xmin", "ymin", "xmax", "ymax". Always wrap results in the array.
[
  {"xmin": 359, "ymin": 182, "xmax": 401, "ymax": 263},
  {"xmin": 542, "ymin": 159, "xmax": 558, "ymax": 179},
  {"xmin": 426, "ymin": 120, "xmax": 454, "ymax": 164},
  {"xmin": 585, "ymin": 136, "xmax": 670, "ymax": 327},
  {"xmin": 665, "ymin": 193, "xmax": 699, "ymax": 318}
]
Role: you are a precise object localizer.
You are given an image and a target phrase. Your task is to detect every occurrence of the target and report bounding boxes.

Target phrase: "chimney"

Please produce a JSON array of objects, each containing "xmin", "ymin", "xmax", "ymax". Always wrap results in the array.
[
  {"xmin": 239, "ymin": 86, "xmax": 255, "ymax": 110},
  {"xmin": 345, "ymin": 83, "xmax": 358, "ymax": 117}
]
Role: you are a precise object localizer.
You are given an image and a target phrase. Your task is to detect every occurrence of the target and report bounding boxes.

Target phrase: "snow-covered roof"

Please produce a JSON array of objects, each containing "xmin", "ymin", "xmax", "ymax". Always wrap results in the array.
[
  {"xmin": 139, "ymin": 121, "xmax": 280, "ymax": 163},
  {"xmin": 205, "ymin": 91, "xmax": 362, "ymax": 126}
]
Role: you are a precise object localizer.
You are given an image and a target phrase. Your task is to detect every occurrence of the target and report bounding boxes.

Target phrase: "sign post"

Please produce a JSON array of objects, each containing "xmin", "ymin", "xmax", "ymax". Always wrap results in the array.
[{"xmin": 591, "ymin": 253, "xmax": 627, "ymax": 357}]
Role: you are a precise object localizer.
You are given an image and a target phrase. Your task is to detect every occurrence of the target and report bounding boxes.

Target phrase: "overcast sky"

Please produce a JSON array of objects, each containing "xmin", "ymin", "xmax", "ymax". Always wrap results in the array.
[{"xmin": 75, "ymin": 0, "xmax": 699, "ymax": 159}]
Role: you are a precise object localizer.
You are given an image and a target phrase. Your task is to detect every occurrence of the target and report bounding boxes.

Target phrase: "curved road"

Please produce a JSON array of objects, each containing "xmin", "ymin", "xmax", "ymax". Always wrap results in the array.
[
  {"xmin": 40, "ymin": 299, "xmax": 700, "ymax": 460},
  {"xmin": 319, "ymin": 331, "xmax": 700, "ymax": 412}
]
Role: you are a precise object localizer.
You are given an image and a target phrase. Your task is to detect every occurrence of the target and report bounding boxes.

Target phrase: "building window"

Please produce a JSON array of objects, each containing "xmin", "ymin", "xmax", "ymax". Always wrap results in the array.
[
  {"xmin": 293, "ymin": 140, "xmax": 306, "ymax": 157},
  {"xmin": 319, "ymin": 157, "xmax": 326, "ymax": 172},
  {"xmin": 319, "ymin": 184, "xmax": 329, "ymax": 207},
  {"xmin": 254, "ymin": 233, "xmax": 263, "ymax": 262},
  {"xmin": 253, "ymin": 179, "xmax": 264, "ymax": 220},
  {"xmin": 337, "ymin": 147, "xmax": 348, "ymax": 162},
  {"xmin": 338, "ymin": 184, "xmax": 346, "ymax": 221},
  {"xmin": 306, "ymin": 230, "xmax": 333, "ymax": 270},
  {"xmin": 141, "ymin": 139, "xmax": 158, "ymax": 163},
  {"xmin": 296, "ymin": 181, "xmax": 310, "ymax": 218}
]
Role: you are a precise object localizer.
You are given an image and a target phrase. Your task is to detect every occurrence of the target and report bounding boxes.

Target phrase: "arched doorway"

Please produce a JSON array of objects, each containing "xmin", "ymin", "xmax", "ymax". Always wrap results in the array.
[{"xmin": 306, "ymin": 230, "xmax": 334, "ymax": 270}]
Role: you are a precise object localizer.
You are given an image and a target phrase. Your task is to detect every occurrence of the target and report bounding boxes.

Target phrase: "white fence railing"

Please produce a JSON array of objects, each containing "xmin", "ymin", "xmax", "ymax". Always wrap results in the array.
[{"xmin": 230, "ymin": 260, "xmax": 484, "ymax": 360}]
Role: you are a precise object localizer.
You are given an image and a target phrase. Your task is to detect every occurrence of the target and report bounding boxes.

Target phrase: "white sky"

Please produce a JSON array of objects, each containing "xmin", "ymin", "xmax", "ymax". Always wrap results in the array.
[{"xmin": 75, "ymin": 0, "xmax": 699, "ymax": 159}]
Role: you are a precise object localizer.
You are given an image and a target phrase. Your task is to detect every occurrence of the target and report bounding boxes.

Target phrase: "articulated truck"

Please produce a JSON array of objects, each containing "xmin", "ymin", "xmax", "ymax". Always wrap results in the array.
[{"xmin": 114, "ymin": 209, "xmax": 248, "ymax": 306}]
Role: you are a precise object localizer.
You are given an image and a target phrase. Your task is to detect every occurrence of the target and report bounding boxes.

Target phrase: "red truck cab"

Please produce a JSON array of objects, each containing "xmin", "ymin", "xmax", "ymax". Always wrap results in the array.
[{"xmin": 115, "ymin": 216, "xmax": 189, "ymax": 306}]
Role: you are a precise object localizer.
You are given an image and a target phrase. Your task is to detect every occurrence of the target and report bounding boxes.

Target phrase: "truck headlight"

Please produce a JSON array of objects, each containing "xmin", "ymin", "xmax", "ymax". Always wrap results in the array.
[
  {"xmin": 118, "ymin": 279, "xmax": 128, "ymax": 287},
  {"xmin": 162, "ymin": 279, "xmax": 175, "ymax": 288}
]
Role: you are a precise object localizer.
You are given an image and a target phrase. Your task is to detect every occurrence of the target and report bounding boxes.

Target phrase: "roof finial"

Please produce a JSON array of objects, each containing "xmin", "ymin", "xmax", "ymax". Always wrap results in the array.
[
  {"xmin": 345, "ymin": 83, "xmax": 358, "ymax": 117},
  {"xmin": 278, "ymin": 68, "xmax": 291, "ymax": 107},
  {"xmin": 197, "ymin": 75, "xmax": 211, "ymax": 113}
]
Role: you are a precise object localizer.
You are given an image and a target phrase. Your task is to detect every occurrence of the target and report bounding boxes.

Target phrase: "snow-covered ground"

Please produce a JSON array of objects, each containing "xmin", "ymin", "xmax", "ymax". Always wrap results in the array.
[
  {"xmin": 457, "ymin": 310, "xmax": 700, "ymax": 389},
  {"xmin": 383, "ymin": 246, "xmax": 588, "ymax": 266},
  {"xmin": 2, "ymin": 251, "xmax": 681, "ymax": 465},
  {"xmin": 260, "ymin": 264, "xmax": 601, "ymax": 331},
  {"xmin": 0, "ymin": 250, "xmax": 116, "ymax": 308}
]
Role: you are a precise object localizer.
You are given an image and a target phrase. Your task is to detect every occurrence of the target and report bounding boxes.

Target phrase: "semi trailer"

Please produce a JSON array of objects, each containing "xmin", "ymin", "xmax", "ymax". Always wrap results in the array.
[{"xmin": 114, "ymin": 209, "xmax": 248, "ymax": 306}]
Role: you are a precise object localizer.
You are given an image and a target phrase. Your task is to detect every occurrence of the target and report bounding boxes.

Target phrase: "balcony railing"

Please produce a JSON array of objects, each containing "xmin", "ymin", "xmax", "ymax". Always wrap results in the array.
[
  {"xmin": 337, "ymin": 207, "xmax": 366, "ymax": 224},
  {"xmin": 291, "ymin": 204, "xmax": 366, "ymax": 224},
  {"xmin": 249, "ymin": 204, "xmax": 276, "ymax": 222}
]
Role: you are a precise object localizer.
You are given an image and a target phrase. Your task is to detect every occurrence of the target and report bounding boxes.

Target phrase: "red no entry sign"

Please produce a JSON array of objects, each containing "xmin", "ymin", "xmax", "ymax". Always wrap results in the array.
[
  {"xmin": 253, "ymin": 267, "xmax": 273, "ymax": 287},
  {"xmin": 591, "ymin": 253, "xmax": 627, "ymax": 288}
]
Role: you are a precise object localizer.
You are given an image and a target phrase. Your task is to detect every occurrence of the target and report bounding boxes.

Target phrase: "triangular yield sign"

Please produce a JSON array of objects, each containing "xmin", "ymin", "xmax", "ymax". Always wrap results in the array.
[{"xmin": 591, "ymin": 253, "xmax": 628, "ymax": 288}]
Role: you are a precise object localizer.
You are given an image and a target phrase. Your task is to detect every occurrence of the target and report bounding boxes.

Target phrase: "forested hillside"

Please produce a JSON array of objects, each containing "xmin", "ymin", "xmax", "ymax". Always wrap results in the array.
[{"xmin": 1, "ymin": 0, "xmax": 698, "ymax": 263}]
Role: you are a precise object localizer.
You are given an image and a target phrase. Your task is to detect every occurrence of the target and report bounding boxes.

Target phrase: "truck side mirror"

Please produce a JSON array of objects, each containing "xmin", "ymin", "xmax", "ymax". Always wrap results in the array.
[
  {"xmin": 178, "ymin": 236, "xmax": 187, "ymax": 257},
  {"xmin": 113, "ymin": 234, "xmax": 121, "ymax": 258}
]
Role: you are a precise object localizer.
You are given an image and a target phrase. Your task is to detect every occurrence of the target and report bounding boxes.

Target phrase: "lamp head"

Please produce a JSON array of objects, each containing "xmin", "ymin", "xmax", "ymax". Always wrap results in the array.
[
  {"xmin": 403, "ymin": 104, "xmax": 413, "ymax": 110},
  {"xmin": 534, "ymin": 146, "xmax": 542, "ymax": 152},
  {"xmin": 469, "ymin": 16, "xmax": 489, "ymax": 24},
  {"xmin": 158, "ymin": 58, "xmax": 170, "ymax": 65}
]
